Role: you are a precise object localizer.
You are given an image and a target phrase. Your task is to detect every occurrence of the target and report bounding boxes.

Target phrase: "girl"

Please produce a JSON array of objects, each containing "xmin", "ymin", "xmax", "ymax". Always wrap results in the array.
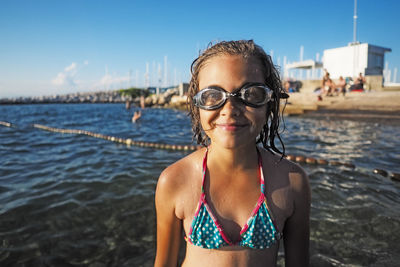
[{"xmin": 155, "ymin": 40, "xmax": 310, "ymax": 267}]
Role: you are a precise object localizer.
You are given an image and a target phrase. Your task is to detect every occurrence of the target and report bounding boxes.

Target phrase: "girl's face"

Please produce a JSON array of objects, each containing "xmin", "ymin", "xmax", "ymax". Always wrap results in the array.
[{"xmin": 197, "ymin": 55, "xmax": 267, "ymax": 149}]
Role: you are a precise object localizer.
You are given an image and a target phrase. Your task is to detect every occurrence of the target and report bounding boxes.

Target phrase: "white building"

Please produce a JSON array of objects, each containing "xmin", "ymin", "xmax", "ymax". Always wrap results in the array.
[{"xmin": 323, "ymin": 43, "xmax": 391, "ymax": 79}]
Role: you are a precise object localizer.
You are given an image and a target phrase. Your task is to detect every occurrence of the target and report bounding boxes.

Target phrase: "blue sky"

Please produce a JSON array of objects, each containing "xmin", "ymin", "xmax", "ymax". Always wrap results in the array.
[{"xmin": 1, "ymin": 0, "xmax": 399, "ymax": 98}]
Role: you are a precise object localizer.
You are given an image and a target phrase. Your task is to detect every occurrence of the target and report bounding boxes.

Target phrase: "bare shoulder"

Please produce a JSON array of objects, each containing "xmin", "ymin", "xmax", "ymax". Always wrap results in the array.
[
  {"xmin": 156, "ymin": 148, "xmax": 205, "ymax": 200},
  {"xmin": 154, "ymin": 149, "xmax": 206, "ymax": 266},
  {"xmin": 259, "ymin": 148, "xmax": 309, "ymax": 192}
]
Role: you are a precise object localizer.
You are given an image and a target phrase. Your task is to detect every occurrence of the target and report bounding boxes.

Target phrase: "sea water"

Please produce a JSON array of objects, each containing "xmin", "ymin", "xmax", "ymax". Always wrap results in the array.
[{"xmin": 0, "ymin": 104, "xmax": 399, "ymax": 266}]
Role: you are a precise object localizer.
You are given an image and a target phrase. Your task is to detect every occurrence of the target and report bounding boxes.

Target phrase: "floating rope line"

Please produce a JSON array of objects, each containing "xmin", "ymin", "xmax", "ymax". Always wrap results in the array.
[
  {"xmin": 32, "ymin": 123, "xmax": 201, "ymax": 151},
  {"xmin": 1, "ymin": 121, "xmax": 399, "ymax": 182}
]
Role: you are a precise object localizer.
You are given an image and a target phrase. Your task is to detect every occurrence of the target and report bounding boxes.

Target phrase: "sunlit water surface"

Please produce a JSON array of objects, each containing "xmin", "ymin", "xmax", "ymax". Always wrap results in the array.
[{"xmin": 1, "ymin": 104, "xmax": 399, "ymax": 266}]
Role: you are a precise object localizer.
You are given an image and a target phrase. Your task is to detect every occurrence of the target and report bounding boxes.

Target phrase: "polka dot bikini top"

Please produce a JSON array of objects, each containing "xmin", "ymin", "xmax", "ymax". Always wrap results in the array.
[{"xmin": 185, "ymin": 148, "xmax": 282, "ymax": 249}]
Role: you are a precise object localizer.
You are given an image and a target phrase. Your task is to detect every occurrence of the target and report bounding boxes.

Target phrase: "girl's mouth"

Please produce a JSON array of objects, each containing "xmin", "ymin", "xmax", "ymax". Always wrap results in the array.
[{"xmin": 216, "ymin": 123, "xmax": 248, "ymax": 131}]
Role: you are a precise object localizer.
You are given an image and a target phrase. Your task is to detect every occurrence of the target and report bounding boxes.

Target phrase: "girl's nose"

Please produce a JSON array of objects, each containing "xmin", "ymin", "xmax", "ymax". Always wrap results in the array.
[{"xmin": 220, "ymin": 97, "xmax": 242, "ymax": 117}]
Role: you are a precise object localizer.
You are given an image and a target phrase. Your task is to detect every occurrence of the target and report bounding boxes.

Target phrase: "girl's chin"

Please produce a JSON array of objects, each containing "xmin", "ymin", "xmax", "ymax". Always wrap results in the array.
[{"xmin": 210, "ymin": 137, "xmax": 257, "ymax": 149}]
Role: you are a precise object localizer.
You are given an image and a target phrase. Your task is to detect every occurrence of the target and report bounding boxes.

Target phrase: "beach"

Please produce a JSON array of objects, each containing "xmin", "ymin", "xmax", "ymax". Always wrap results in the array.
[{"xmin": 284, "ymin": 91, "xmax": 400, "ymax": 123}]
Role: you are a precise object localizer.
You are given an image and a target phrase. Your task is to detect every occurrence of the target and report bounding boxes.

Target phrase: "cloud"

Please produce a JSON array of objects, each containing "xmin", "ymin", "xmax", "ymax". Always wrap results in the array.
[
  {"xmin": 52, "ymin": 61, "xmax": 88, "ymax": 87},
  {"xmin": 97, "ymin": 73, "xmax": 130, "ymax": 90},
  {"xmin": 101, "ymin": 74, "xmax": 129, "ymax": 85},
  {"xmin": 64, "ymin": 62, "xmax": 77, "ymax": 72},
  {"xmin": 94, "ymin": 66, "xmax": 130, "ymax": 90},
  {"xmin": 52, "ymin": 61, "xmax": 133, "ymax": 92}
]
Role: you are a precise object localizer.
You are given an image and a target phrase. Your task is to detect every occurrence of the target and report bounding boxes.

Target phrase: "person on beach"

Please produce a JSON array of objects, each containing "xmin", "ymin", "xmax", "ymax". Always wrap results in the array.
[
  {"xmin": 283, "ymin": 80, "xmax": 291, "ymax": 93},
  {"xmin": 316, "ymin": 70, "xmax": 330, "ymax": 100},
  {"xmin": 350, "ymin": 73, "xmax": 366, "ymax": 91},
  {"xmin": 154, "ymin": 40, "xmax": 311, "ymax": 267},
  {"xmin": 355, "ymin": 72, "xmax": 365, "ymax": 90},
  {"xmin": 283, "ymin": 80, "xmax": 296, "ymax": 93},
  {"xmin": 326, "ymin": 78, "xmax": 336, "ymax": 96},
  {"xmin": 321, "ymin": 71, "xmax": 337, "ymax": 97},
  {"xmin": 321, "ymin": 70, "xmax": 330, "ymax": 93},
  {"xmin": 337, "ymin": 76, "xmax": 347, "ymax": 96}
]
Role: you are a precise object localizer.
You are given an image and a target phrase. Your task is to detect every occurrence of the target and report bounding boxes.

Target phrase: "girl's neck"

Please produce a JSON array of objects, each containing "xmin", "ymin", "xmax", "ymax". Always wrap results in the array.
[{"xmin": 207, "ymin": 143, "xmax": 259, "ymax": 171}]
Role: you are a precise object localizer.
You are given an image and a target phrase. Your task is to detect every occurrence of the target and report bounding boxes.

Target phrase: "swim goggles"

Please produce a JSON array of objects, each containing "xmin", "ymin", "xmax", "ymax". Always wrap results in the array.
[{"xmin": 193, "ymin": 82, "xmax": 273, "ymax": 110}]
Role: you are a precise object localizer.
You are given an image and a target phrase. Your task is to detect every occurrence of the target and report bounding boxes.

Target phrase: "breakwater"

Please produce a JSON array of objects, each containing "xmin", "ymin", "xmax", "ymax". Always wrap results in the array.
[
  {"xmin": 0, "ymin": 86, "xmax": 187, "ymax": 108},
  {"xmin": 0, "ymin": 90, "xmax": 128, "ymax": 104}
]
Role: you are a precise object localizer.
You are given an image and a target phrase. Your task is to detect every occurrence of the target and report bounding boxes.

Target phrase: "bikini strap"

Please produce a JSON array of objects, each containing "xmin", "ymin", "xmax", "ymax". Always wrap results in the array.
[
  {"xmin": 256, "ymin": 148, "xmax": 265, "ymax": 194},
  {"xmin": 201, "ymin": 147, "xmax": 208, "ymax": 194},
  {"xmin": 257, "ymin": 148, "xmax": 282, "ymax": 237}
]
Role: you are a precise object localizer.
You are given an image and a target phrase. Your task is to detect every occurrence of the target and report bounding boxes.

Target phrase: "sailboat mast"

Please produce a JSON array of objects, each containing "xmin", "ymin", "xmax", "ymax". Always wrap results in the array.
[{"xmin": 353, "ymin": 0, "xmax": 358, "ymax": 43}]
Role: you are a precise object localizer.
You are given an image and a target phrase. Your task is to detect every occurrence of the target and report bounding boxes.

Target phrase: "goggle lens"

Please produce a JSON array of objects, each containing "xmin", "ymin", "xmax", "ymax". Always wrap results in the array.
[
  {"xmin": 194, "ymin": 83, "xmax": 272, "ymax": 110},
  {"xmin": 201, "ymin": 89, "xmax": 224, "ymax": 107},
  {"xmin": 244, "ymin": 85, "xmax": 268, "ymax": 104}
]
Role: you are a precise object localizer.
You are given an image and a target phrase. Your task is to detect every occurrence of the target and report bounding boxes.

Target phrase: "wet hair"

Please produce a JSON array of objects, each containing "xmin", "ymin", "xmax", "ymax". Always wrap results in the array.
[{"xmin": 187, "ymin": 40, "xmax": 286, "ymax": 156}]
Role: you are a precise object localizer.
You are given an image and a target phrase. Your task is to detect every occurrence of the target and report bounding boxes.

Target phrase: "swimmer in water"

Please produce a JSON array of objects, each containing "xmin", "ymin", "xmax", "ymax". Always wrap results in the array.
[{"xmin": 132, "ymin": 110, "xmax": 141, "ymax": 123}]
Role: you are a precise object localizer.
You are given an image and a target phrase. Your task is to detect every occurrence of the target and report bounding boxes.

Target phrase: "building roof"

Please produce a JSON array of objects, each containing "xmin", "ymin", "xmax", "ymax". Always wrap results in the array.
[{"xmin": 285, "ymin": 59, "xmax": 323, "ymax": 70}]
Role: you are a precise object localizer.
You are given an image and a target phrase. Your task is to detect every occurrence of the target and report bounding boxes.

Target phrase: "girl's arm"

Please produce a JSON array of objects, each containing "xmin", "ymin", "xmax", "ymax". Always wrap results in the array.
[
  {"xmin": 154, "ymin": 169, "xmax": 183, "ymax": 267},
  {"xmin": 283, "ymin": 167, "xmax": 311, "ymax": 267}
]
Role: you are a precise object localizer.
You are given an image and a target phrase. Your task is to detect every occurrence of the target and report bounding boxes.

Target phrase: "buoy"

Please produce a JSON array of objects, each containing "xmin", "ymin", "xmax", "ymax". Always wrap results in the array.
[
  {"xmin": 390, "ymin": 173, "xmax": 400, "ymax": 182},
  {"xmin": 286, "ymin": 155, "xmax": 295, "ymax": 161},
  {"xmin": 0, "ymin": 121, "xmax": 12, "ymax": 127},
  {"xmin": 373, "ymin": 169, "xmax": 388, "ymax": 177},
  {"xmin": 343, "ymin": 162, "xmax": 356, "ymax": 168},
  {"xmin": 295, "ymin": 156, "xmax": 306, "ymax": 163},
  {"xmin": 305, "ymin": 157, "xmax": 317, "ymax": 164},
  {"xmin": 317, "ymin": 159, "xmax": 329, "ymax": 165}
]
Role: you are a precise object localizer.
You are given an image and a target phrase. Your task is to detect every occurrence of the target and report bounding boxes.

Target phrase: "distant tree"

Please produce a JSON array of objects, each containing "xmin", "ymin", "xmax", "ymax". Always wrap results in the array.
[{"xmin": 117, "ymin": 88, "xmax": 150, "ymax": 98}]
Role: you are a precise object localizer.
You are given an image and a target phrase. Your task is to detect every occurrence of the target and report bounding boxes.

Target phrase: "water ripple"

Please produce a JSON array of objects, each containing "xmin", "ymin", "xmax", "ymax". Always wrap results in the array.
[{"xmin": 1, "ymin": 104, "xmax": 400, "ymax": 266}]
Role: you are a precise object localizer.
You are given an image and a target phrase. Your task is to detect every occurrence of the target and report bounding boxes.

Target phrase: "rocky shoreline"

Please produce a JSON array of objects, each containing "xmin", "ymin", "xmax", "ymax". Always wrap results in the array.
[
  {"xmin": 0, "ymin": 88, "xmax": 188, "ymax": 109},
  {"xmin": 0, "ymin": 91, "xmax": 130, "ymax": 105}
]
